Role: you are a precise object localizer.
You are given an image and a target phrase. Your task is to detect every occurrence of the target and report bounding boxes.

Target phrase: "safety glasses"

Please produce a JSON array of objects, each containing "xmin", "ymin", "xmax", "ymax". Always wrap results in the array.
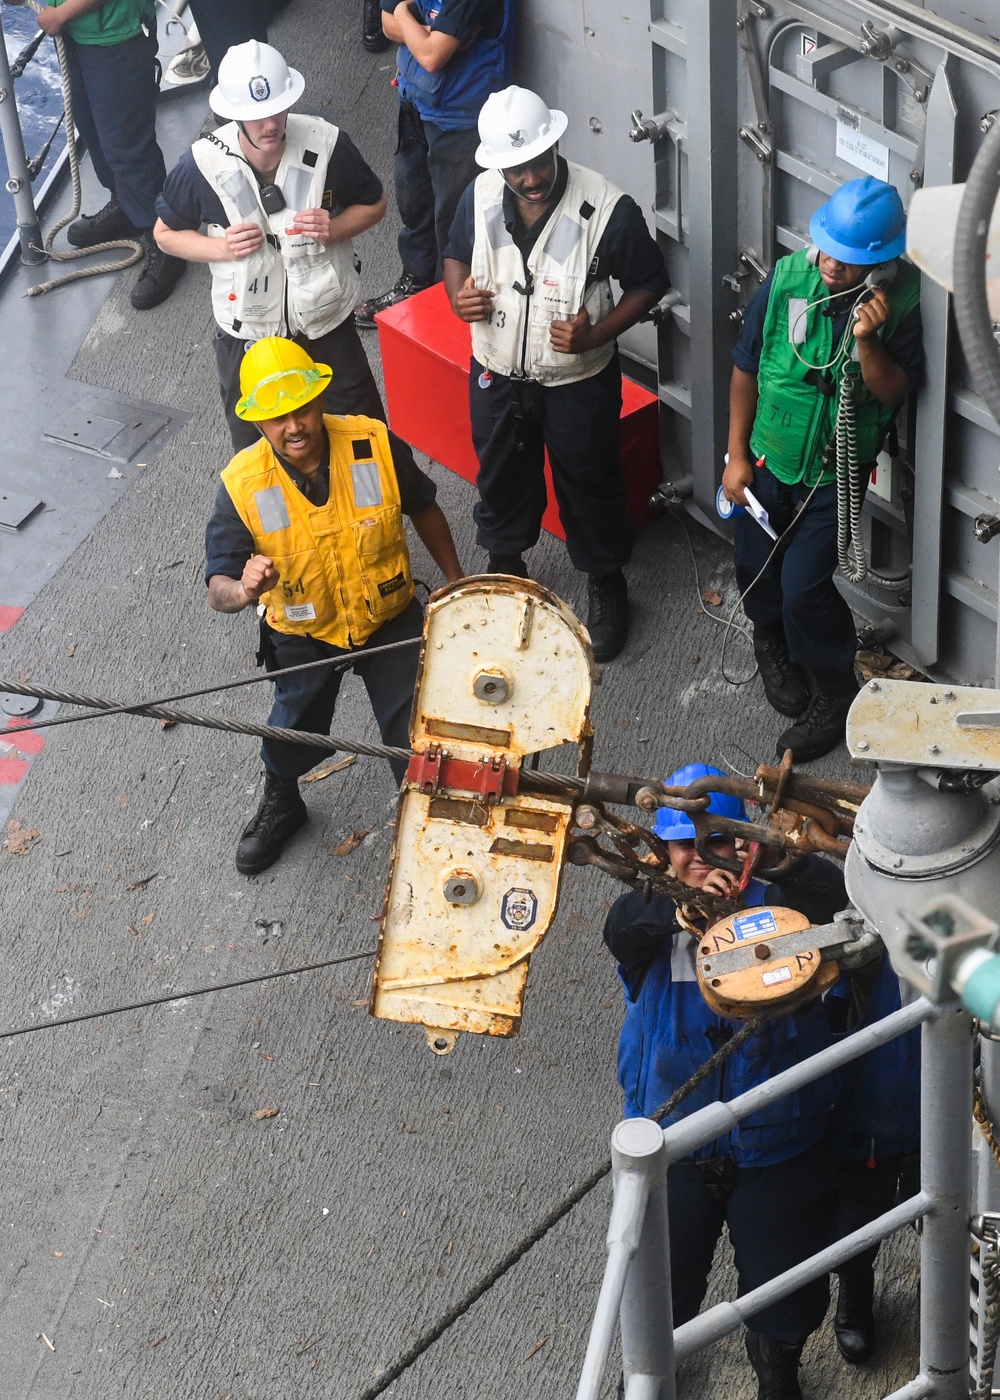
[{"xmin": 242, "ymin": 366, "xmax": 323, "ymax": 414}]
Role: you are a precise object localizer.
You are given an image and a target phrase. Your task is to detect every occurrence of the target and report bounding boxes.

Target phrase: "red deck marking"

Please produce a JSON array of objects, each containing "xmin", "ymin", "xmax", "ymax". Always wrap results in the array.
[
  {"xmin": 0, "ymin": 606, "xmax": 24, "ymax": 634},
  {"xmin": 4, "ymin": 719, "xmax": 44, "ymax": 756},
  {"xmin": 0, "ymin": 755, "xmax": 30, "ymax": 785}
]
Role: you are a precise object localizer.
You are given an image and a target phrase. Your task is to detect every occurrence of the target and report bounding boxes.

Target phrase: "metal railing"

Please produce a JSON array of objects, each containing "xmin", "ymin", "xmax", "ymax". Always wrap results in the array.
[
  {"xmin": 0, "ymin": 6, "xmax": 47, "ymax": 264},
  {"xmin": 577, "ymin": 996, "xmax": 981, "ymax": 1400}
]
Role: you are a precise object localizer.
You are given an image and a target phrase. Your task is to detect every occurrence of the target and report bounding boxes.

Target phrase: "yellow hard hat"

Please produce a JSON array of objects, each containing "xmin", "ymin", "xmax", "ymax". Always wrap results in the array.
[{"xmin": 236, "ymin": 337, "xmax": 332, "ymax": 422}]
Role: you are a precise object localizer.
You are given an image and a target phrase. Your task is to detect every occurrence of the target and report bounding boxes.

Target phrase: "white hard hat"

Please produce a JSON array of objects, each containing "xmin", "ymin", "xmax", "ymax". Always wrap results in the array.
[
  {"xmin": 475, "ymin": 86, "xmax": 568, "ymax": 169},
  {"xmin": 209, "ymin": 40, "xmax": 305, "ymax": 121}
]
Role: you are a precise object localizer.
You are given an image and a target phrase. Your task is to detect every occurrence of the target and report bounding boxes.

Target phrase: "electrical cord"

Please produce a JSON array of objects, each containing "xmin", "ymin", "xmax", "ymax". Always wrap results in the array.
[
  {"xmin": 673, "ymin": 481, "xmax": 821, "ymax": 690},
  {"xmin": 788, "ymin": 285, "xmax": 866, "ymax": 372}
]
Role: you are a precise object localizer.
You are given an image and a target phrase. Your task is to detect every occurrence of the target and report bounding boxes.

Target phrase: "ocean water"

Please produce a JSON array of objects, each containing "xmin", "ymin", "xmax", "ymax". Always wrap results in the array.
[{"xmin": 0, "ymin": 5, "xmax": 68, "ymax": 247}]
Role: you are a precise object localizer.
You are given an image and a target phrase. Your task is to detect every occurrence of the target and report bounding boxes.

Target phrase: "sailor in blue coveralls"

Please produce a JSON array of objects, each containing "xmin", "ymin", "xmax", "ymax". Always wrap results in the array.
[
  {"xmin": 603, "ymin": 764, "xmax": 847, "ymax": 1399},
  {"xmin": 354, "ymin": 0, "xmax": 516, "ymax": 322}
]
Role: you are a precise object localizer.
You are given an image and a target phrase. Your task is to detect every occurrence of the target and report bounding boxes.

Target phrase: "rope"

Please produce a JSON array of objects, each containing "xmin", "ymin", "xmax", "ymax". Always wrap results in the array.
[
  {"xmin": 974, "ymin": 1069, "xmax": 1000, "ymax": 1174},
  {"xmin": 356, "ymin": 1017, "xmax": 764, "ymax": 1400},
  {"xmin": 0, "ymin": 635, "xmax": 423, "ymax": 740},
  {"xmin": 0, "ymin": 948, "xmax": 378, "ymax": 1041},
  {"xmin": 976, "ymin": 1219, "xmax": 1000, "ymax": 1400},
  {"xmin": 0, "ymin": 677, "xmax": 410, "ymax": 761},
  {"xmin": 0, "ymin": 676, "xmax": 584, "ymax": 797},
  {"xmin": 23, "ymin": 2, "xmax": 144, "ymax": 295}
]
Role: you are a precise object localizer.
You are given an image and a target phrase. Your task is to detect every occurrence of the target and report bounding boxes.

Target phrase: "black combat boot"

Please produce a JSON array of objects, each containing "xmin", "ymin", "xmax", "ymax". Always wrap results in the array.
[
  {"xmin": 744, "ymin": 1330, "xmax": 805, "ymax": 1400},
  {"xmin": 834, "ymin": 1265, "xmax": 876, "ymax": 1363},
  {"xmin": 776, "ymin": 667, "xmax": 859, "ymax": 762},
  {"xmin": 587, "ymin": 570, "xmax": 629, "ymax": 664},
  {"xmin": 753, "ymin": 624, "xmax": 809, "ymax": 717},
  {"xmin": 67, "ymin": 194, "xmax": 139, "ymax": 248},
  {"xmin": 363, "ymin": 0, "xmax": 391, "ymax": 51},
  {"xmin": 130, "ymin": 231, "xmax": 186, "ymax": 310},
  {"xmin": 487, "ymin": 553, "xmax": 528, "ymax": 578},
  {"xmin": 235, "ymin": 772, "xmax": 308, "ymax": 876},
  {"xmin": 355, "ymin": 272, "xmax": 433, "ymax": 327}
]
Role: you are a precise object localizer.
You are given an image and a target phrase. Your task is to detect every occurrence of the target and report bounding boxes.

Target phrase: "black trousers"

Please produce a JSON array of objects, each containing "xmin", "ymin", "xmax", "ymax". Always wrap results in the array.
[
  {"xmin": 186, "ymin": 0, "xmax": 268, "ymax": 86},
  {"xmin": 62, "ymin": 28, "xmax": 165, "ymax": 229},
  {"xmin": 832, "ymin": 1156, "xmax": 908, "ymax": 1279},
  {"xmin": 261, "ymin": 596, "xmax": 422, "ymax": 783},
  {"xmin": 469, "ymin": 354, "xmax": 633, "ymax": 576},
  {"xmin": 214, "ymin": 319, "xmax": 419, "ymax": 484},
  {"xmin": 395, "ymin": 98, "xmax": 481, "ymax": 284},
  {"xmin": 732, "ymin": 463, "xmax": 869, "ymax": 674},
  {"xmin": 669, "ymin": 1134, "xmax": 838, "ymax": 1346}
]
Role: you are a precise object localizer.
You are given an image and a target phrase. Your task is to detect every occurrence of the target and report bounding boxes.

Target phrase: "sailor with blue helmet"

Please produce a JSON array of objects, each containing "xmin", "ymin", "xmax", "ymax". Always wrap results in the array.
[
  {"xmin": 603, "ymin": 763, "xmax": 849, "ymax": 1399},
  {"xmin": 722, "ymin": 176, "xmax": 924, "ymax": 763}
]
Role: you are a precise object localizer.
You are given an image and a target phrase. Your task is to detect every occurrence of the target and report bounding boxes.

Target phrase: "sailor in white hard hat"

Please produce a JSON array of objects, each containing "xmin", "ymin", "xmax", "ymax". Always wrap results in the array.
[
  {"xmin": 442, "ymin": 85, "xmax": 669, "ymax": 663},
  {"xmin": 153, "ymin": 41, "xmax": 413, "ymax": 460}
]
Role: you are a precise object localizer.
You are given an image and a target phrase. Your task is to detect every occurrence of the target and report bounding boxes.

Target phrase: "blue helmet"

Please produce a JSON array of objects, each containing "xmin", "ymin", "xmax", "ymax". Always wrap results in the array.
[
  {"xmin": 653, "ymin": 763, "xmax": 746, "ymax": 843},
  {"xmin": 809, "ymin": 176, "xmax": 907, "ymax": 265}
]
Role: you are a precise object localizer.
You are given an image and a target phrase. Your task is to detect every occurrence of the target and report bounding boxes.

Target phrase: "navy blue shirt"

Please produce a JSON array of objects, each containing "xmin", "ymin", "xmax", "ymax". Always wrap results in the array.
[
  {"xmin": 156, "ymin": 120, "xmax": 383, "ymax": 233},
  {"xmin": 204, "ymin": 435, "xmax": 436, "ymax": 584},
  {"xmin": 444, "ymin": 157, "xmax": 669, "ymax": 298},
  {"xmin": 732, "ymin": 265, "xmax": 923, "ymax": 395},
  {"xmin": 380, "ymin": 0, "xmax": 504, "ymax": 40}
]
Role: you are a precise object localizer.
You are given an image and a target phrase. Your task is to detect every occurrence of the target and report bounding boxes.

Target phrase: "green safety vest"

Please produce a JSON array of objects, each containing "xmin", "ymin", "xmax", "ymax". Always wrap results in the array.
[
  {"xmin": 750, "ymin": 248, "xmax": 921, "ymax": 487},
  {"xmin": 53, "ymin": 0, "xmax": 151, "ymax": 46}
]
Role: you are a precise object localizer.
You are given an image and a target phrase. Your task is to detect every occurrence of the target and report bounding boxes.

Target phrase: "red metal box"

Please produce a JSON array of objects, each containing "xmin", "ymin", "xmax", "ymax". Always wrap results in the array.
[{"xmin": 377, "ymin": 282, "xmax": 661, "ymax": 542}]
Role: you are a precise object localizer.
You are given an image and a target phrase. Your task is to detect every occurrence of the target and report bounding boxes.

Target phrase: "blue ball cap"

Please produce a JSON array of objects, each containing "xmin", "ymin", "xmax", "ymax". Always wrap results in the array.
[
  {"xmin": 653, "ymin": 763, "xmax": 746, "ymax": 843},
  {"xmin": 809, "ymin": 176, "xmax": 907, "ymax": 266}
]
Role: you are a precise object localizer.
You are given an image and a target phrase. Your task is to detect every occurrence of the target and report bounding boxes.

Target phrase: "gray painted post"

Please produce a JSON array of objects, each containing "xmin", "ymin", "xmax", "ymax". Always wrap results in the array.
[
  {"xmin": 910, "ymin": 60, "xmax": 955, "ymax": 672},
  {"xmin": 881, "ymin": 1378, "xmax": 934, "ymax": 1400},
  {"xmin": 684, "ymin": 0, "xmax": 739, "ymax": 520},
  {"xmin": 0, "ymin": 11, "xmax": 44, "ymax": 266},
  {"xmin": 920, "ymin": 1004, "xmax": 974, "ymax": 1396},
  {"xmin": 576, "ymin": 1119, "xmax": 663, "ymax": 1400},
  {"xmin": 616, "ymin": 1118, "xmax": 675, "ymax": 1400}
]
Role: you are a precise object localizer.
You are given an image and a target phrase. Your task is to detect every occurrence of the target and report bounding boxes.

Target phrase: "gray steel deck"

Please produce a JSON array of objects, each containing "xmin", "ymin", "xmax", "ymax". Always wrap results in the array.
[{"xmin": 0, "ymin": 2, "xmax": 919, "ymax": 1395}]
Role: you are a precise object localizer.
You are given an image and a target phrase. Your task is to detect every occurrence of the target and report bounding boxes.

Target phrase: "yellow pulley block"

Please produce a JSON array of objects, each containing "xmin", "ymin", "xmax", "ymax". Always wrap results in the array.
[
  {"xmin": 370, "ymin": 577, "xmax": 595, "ymax": 1054},
  {"xmin": 696, "ymin": 905, "xmax": 840, "ymax": 1019}
]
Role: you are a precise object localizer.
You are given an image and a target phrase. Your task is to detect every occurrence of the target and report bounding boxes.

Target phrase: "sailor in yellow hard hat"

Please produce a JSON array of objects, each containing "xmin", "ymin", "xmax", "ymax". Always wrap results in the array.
[{"xmin": 205, "ymin": 337, "xmax": 464, "ymax": 875}]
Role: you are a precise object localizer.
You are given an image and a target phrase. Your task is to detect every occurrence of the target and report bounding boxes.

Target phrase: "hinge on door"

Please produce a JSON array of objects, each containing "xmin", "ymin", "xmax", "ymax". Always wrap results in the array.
[{"xmin": 738, "ymin": 126, "xmax": 771, "ymax": 162}]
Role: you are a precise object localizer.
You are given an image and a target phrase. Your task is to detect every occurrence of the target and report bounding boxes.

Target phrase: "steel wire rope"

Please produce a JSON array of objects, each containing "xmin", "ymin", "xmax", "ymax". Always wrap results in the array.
[
  {"xmin": 0, "ymin": 634, "xmax": 423, "ymax": 740},
  {"xmin": 0, "ymin": 948, "xmax": 378, "ymax": 1041},
  {"xmin": 0, "ymin": 676, "xmax": 586, "ymax": 796},
  {"xmin": 355, "ymin": 1016, "xmax": 765, "ymax": 1400},
  {"xmin": 21, "ymin": 0, "xmax": 145, "ymax": 295}
]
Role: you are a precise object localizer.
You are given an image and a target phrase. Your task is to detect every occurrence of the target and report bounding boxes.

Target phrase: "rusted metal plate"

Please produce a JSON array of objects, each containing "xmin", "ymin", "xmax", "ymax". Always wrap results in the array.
[
  {"xmin": 371, "ymin": 786, "xmax": 572, "ymax": 1032},
  {"xmin": 372, "ymin": 578, "xmax": 593, "ymax": 1050},
  {"xmin": 847, "ymin": 679, "xmax": 1000, "ymax": 768},
  {"xmin": 412, "ymin": 578, "xmax": 594, "ymax": 759}
]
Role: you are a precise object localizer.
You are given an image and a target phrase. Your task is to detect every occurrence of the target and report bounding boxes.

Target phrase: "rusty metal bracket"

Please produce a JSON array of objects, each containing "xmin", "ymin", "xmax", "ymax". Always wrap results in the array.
[{"xmin": 403, "ymin": 748, "xmax": 518, "ymax": 803}]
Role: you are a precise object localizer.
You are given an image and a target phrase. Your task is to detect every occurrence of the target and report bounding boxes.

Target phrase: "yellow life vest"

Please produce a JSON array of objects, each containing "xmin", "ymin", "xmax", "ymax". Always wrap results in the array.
[{"xmin": 221, "ymin": 415, "xmax": 415, "ymax": 649}]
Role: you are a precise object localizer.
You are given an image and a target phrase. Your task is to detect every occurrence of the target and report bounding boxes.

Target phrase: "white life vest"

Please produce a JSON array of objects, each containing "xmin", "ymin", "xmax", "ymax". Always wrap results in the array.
[
  {"xmin": 469, "ymin": 161, "xmax": 621, "ymax": 385},
  {"xmin": 193, "ymin": 115, "xmax": 361, "ymax": 341}
]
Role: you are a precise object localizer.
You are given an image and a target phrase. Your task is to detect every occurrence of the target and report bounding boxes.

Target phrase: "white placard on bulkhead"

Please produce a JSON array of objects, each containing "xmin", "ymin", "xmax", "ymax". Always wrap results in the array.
[{"xmin": 835, "ymin": 120, "xmax": 890, "ymax": 180}]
